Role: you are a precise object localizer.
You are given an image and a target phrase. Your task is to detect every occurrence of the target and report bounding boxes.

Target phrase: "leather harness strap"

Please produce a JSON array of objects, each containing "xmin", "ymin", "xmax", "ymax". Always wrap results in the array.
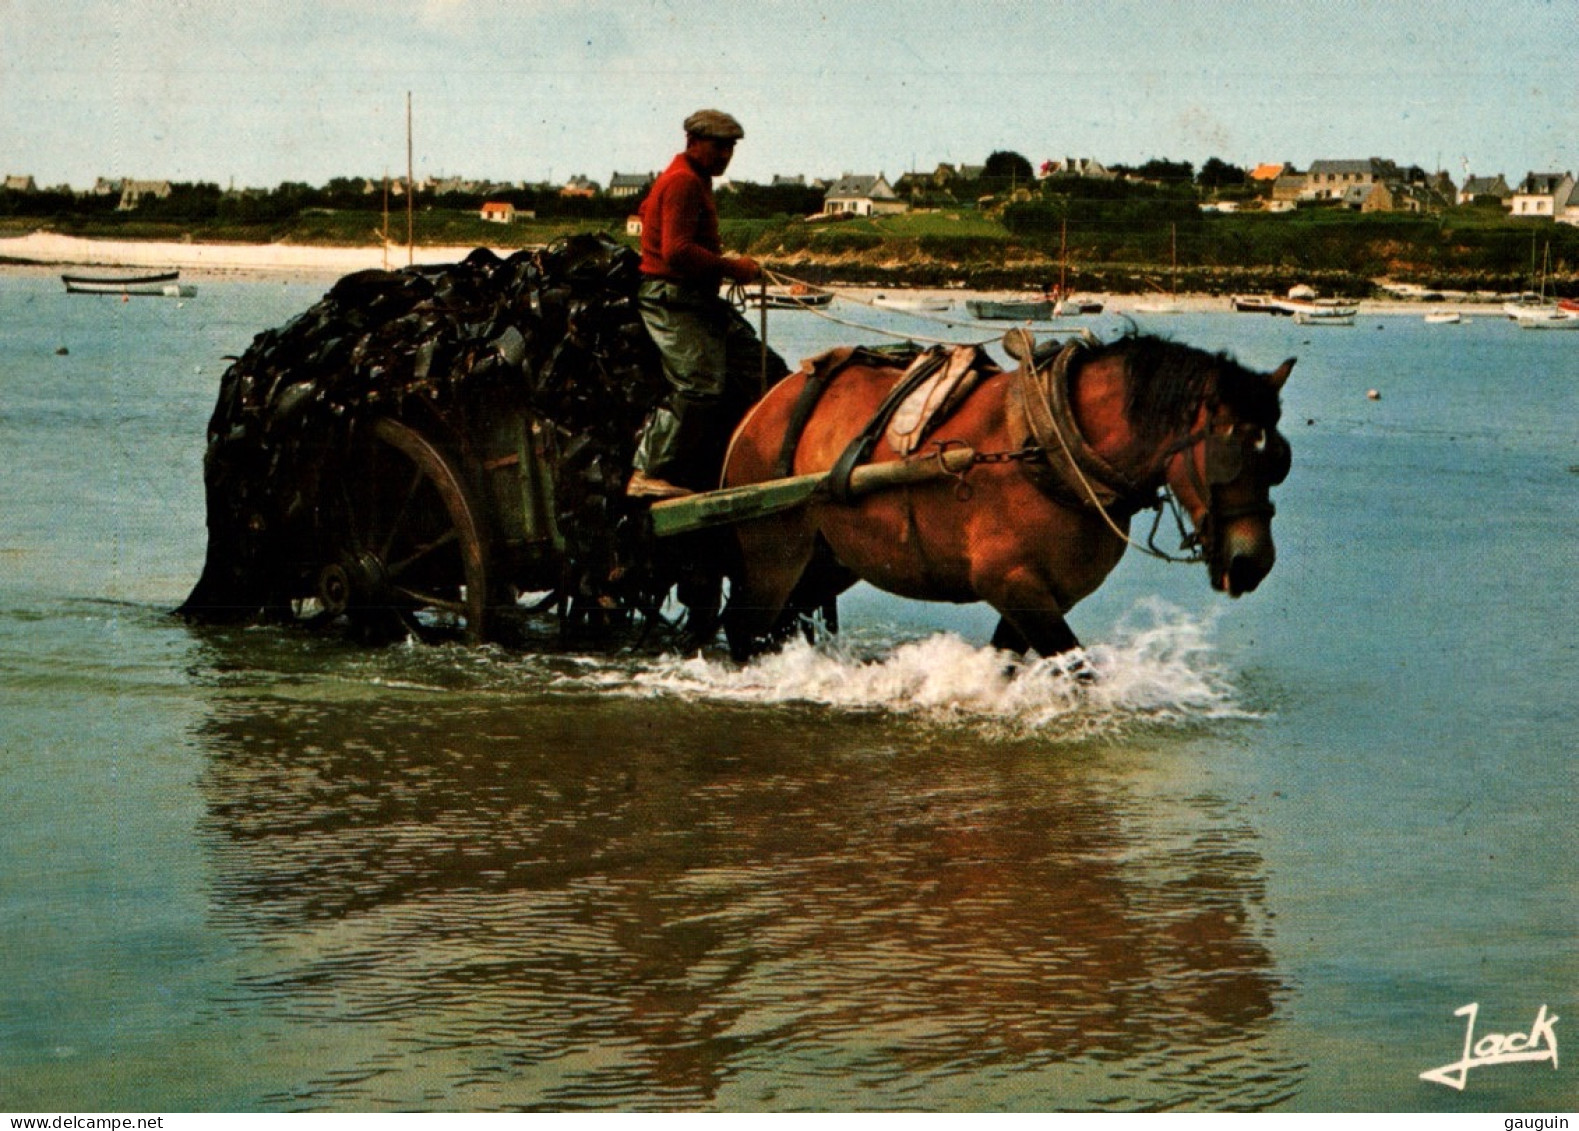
[
  {"xmin": 773, "ymin": 344, "xmax": 925, "ymax": 479},
  {"xmin": 825, "ymin": 347, "xmax": 954, "ymax": 503},
  {"xmin": 1012, "ymin": 339, "xmax": 1153, "ymax": 517}
]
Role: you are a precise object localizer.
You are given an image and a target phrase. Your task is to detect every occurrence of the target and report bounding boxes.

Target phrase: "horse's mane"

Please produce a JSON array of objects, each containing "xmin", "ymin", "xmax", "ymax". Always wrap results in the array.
[{"xmin": 1090, "ymin": 333, "xmax": 1282, "ymax": 440}]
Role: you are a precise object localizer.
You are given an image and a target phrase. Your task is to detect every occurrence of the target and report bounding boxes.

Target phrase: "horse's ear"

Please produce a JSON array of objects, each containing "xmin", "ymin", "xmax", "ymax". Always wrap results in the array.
[
  {"xmin": 1002, "ymin": 328, "xmax": 1035, "ymax": 364},
  {"xmin": 1267, "ymin": 358, "xmax": 1296, "ymax": 390}
]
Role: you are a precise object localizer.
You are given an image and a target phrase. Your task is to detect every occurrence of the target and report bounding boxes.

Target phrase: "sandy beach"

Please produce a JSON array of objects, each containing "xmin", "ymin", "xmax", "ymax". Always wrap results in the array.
[
  {"xmin": 0, "ymin": 231, "xmax": 500, "ymax": 286},
  {"xmin": 0, "ymin": 231, "xmax": 1517, "ymax": 316}
]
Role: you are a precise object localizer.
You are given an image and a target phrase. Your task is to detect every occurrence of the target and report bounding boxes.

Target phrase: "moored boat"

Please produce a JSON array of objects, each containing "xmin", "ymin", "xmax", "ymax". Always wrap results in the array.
[
  {"xmin": 874, "ymin": 293, "xmax": 952, "ymax": 313},
  {"xmin": 743, "ymin": 285, "xmax": 833, "ymax": 309},
  {"xmin": 1510, "ymin": 306, "xmax": 1579, "ymax": 330},
  {"xmin": 1060, "ymin": 297, "xmax": 1104, "ymax": 315},
  {"xmin": 1504, "ymin": 242, "xmax": 1574, "ymax": 327},
  {"xmin": 965, "ymin": 297, "xmax": 1053, "ymax": 321},
  {"xmin": 1423, "ymin": 311, "xmax": 1462, "ymax": 325},
  {"xmin": 62, "ymin": 270, "xmax": 195, "ymax": 297},
  {"xmin": 1232, "ymin": 295, "xmax": 1281, "ymax": 314},
  {"xmin": 1276, "ymin": 289, "xmax": 1358, "ymax": 323},
  {"xmin": 1290, "ymin": 305, "xmax": 1356, "ymax": 326}
]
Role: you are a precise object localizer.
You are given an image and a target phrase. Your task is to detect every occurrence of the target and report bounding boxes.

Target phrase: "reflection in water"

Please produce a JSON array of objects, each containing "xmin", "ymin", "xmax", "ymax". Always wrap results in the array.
[{"xmin": 195, "ymin": 659, "xmax": 1303, "ymax": 1110}]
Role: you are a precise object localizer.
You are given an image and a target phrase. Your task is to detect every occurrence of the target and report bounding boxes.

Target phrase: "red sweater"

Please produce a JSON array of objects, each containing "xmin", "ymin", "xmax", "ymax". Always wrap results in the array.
[{"xmin": 639, "ymin": 153, "xmax": 740, "ymax": 289}]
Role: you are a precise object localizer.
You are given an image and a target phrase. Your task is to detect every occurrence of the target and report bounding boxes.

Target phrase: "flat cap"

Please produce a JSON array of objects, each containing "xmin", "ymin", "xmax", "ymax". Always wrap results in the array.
[{"xmin": 684, "ymin": 109, "xmax": 744, "ymax": 141}]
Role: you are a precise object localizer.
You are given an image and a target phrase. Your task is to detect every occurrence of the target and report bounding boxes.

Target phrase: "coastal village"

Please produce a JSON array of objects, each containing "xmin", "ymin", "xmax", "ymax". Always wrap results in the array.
[
  {"xmin": 4, "ymin": 149, "xmax": 1576, "ymax": 315},
  {"xmin": 3, "ymin": 155, "xmax": 1577, "ymax": 224}
]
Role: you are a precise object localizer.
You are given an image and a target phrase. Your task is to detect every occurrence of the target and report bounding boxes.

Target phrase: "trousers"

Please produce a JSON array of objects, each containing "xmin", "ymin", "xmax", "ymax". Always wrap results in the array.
[{"xmin": 633, "ymin": 278, "xmax": 789, "ymax": 489}]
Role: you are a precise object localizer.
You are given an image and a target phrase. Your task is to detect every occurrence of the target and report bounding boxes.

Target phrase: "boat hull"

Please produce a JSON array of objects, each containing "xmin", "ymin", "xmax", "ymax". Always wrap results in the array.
[
  {"xmin": 966, "ymin": 299, "xmax": 1053, "ymax": 321},
  {"xmin": 63, "ymin": 271, "xmax": 193, "ymax": 297},
  {"xmin": 875, "ymin": 295, "xmax": 952, "ymax": 313},
  {"xmin": 745, "ymin": 289, "xmax": 832, "ymax": 310},
  {"xmin": 1232, "ymin": 296, "xmax": 1280, "ymax": 313},
  {"xmin": 1292, "ymin": 310, "xmax": 1354, "ymax": 326},
  {"xmin": 1282, "ymin": 299, "xmax": 1357, "ymax": 324},
  {"xmin": 1512, "ymin": 311, "xmax": 1579, "ymax": 330}
]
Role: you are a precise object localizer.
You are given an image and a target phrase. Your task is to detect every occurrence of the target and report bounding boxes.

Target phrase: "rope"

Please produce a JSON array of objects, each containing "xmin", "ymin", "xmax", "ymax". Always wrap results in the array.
[
  {"xmin": 740, "ymin": 267, "xmax": 1204, "ymax": 565},
  {"xmin": 758, "ymin": 266, "xmax": 1059, "ymax": 348},
  {"xmin": 1023, "ymin": 345, "xmax": 1201, "ymax": 565}
]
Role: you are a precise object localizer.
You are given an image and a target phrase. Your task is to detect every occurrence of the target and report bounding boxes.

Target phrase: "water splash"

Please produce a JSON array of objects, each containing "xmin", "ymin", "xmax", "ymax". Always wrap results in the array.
[{"xmin": 609, "ymin": 598, "xmax": 1254, "ymax": 738}]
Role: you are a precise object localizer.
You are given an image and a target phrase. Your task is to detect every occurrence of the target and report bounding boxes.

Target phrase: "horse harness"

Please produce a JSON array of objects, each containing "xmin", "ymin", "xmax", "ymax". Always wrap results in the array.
[
  {"xmin": 777, "ymin": 342, "xmax": 1000, "ymax": 500},
  {"xmin": 775, "ymin": 337, "xmax": 1287, "ymax": 562},
  {"xmin": 1020, "ymin": 337, "xmax": 1291, "ymax": 560}
]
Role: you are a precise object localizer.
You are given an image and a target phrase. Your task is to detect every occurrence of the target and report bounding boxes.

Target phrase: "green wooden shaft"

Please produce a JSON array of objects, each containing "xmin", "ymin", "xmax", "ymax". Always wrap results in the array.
[{"xmin": 649, "ymin": 446, "xmax": 976, "ymax": 538}]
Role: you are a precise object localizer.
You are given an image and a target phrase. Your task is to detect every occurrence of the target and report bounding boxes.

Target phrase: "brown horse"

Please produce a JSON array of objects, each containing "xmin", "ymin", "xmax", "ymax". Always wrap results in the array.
[{"xmin": 718, "ymin": 332, "xmax": 1293, "ymax": 662}]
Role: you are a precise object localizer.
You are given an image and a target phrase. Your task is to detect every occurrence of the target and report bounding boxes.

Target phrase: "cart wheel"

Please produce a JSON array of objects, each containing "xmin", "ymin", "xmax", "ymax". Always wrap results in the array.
[{"xmin": 325, "ymin": 417, "xmax": 493, "ymax": 644}]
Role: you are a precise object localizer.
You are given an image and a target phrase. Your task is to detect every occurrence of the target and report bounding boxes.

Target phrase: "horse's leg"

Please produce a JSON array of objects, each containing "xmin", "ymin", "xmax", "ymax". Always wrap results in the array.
[
  {"xmin": 989, "ymin": 617, "xmax": 1028, "ymax": 653},
  {"xmin": 724, "ymin": 518, "xmax": 816, "ymax": 662},
  {"xmin": 774, "ymin": 541, "xmax": 854, "ymax": 645},
  {"xmin": 990, "ymin": 611, "xmax": 1080, "ymax": 656},
  {"xmin": 981, "ymin": 569, "xmax": 1095, "ymax": 680}
]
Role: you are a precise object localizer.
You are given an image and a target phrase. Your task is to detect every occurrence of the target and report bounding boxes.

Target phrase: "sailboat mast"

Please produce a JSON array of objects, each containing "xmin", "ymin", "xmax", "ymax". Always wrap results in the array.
[
  {"xmin": 381, "ymin": 172, "xmax": 390, "ymax": 270},
  {"xmin": 1060, "ymin": 216, "xmax": 1068, "ymax": 296},
  {"xmin": 406, "ymin": 92, "xmax": 415, "ymax": 267}
]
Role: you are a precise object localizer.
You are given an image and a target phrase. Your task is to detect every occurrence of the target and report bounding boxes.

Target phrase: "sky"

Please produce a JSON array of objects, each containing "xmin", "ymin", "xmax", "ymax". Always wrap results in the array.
[{"xmin": 2, "ymin": 0, "xmax": 1575, "ymax": 192}]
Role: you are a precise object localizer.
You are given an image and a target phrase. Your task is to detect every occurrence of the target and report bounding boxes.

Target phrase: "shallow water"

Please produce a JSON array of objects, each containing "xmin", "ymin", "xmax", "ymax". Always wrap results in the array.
[{"xmin": 0, "ymin": 276, "xmax": 1573, "ymax": 1111}]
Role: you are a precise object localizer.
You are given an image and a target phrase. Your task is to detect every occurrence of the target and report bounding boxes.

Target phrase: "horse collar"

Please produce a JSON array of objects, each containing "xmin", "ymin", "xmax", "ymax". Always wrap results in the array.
[{"xmin": 1015, "ymin": 339, "xmax": 1152, "ymax": 514}]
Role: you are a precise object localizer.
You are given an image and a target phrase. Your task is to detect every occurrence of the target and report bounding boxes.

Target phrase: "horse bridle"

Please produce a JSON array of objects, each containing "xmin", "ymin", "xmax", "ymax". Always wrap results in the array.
[
  {"xmin": 1163, "ymin": 417, "xmax": 1291, "ymax": 555},
  {"xmin": 1011, "ymin": 333, "xmax": 1289, "ymax": 565}
]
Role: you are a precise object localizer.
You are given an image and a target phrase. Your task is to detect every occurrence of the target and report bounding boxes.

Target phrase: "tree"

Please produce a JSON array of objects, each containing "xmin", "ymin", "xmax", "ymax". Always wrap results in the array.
[
  {"xmin": 1197, "ymin": 157, "xmax": 1248, "ymax": 191},
  {"xmin": 1137, "ymin": 158, "xmax": 1195, "ymax": 185},
  {"xmin": 980, "ymin": 150, "xmax": 1035, "ymax": 197}
]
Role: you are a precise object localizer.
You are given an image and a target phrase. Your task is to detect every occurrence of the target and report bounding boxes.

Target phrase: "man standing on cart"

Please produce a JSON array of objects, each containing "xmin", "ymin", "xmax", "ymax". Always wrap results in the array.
[{"xmin": 626, "ymin": 109, "xmax": 789, "ymax": 500}]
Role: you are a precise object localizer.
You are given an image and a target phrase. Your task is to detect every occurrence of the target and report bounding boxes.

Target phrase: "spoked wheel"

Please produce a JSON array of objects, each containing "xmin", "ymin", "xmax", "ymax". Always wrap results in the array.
[{"xmin": 318, "ymin": 417, "xmax": 494, "ymax": 644}]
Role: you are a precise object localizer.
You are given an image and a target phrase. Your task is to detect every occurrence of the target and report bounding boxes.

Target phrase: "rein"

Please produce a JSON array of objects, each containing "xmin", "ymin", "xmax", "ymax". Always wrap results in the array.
[{"xmin": 1017, "ymin": 339, "xmax": 1207, "ymax": 565}]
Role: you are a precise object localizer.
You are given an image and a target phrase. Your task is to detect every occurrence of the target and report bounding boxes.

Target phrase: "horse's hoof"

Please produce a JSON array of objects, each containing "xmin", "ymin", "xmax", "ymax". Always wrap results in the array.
[{"xmin": 1067, "ymin": 658, "xmax": 1097, "ymax": 685}]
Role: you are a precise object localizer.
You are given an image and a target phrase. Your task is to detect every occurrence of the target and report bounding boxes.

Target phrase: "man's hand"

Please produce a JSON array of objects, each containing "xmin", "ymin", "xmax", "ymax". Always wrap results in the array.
[{"xmin": 729, "ymin": 255, "xmax": 762, "ymax": 285}]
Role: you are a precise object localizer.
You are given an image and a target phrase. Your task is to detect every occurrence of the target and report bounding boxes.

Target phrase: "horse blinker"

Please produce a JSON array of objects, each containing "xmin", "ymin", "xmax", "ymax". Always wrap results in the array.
[{"xmin": 1203, "ymin": 427, "xmax": 1289, "ymax": 488}]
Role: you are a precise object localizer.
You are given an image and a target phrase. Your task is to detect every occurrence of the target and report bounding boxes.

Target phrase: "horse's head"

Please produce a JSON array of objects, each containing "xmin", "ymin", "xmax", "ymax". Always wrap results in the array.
[
  {"xmin": 1158, "ymin": 354, "xmax": 1294, "ymax": 597},
  {"xmin": 1084, "ymin": 335, "xmax": 1293, "ymax": 596}
]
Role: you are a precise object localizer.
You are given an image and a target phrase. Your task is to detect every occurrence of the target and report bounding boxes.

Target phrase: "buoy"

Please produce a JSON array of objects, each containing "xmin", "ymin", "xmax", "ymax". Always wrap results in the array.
[
  {"xmin": 1367, "ymin": 389, "xmax": 1381, "ymax": 400},
  {"xmin": 55, "ymin": 346, "xmax": 69, "ymax": 356}
]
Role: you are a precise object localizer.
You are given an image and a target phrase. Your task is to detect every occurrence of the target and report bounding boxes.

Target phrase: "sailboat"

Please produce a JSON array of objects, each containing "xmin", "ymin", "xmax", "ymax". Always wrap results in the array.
[
  {"xmin": 1504, "ymin": 241, "xmax": 1579, "ymax": 329},
  {"xmin": 1133, "ymin": 223, "xmax": 1182, "ymax": 313}
]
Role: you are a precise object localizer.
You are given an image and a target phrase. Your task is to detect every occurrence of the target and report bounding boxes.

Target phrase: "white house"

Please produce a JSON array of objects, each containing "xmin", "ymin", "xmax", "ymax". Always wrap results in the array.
[
  {"xmin": 480, "ymin": 201, "xmax": 516, "ymax": 223},
  {"xmin": 822, "ymin": 174, "xmax": 905, "ymax": 217},
  {"xmin": 1509, "ymin": 172, "xmax": 1575, "ymax": 219}
]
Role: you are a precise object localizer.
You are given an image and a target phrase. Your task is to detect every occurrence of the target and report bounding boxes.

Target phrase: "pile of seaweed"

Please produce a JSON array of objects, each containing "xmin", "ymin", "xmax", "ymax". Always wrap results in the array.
[{"xmin": 178, "ymin": 232, "xmax": 670, "ymax": 632}]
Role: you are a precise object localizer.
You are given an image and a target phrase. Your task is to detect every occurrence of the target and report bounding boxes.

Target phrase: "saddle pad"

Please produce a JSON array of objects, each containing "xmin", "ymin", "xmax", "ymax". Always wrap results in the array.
[{"xmin": 886, "ymin": 345, "xmax": 984, "ymax": 455}]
